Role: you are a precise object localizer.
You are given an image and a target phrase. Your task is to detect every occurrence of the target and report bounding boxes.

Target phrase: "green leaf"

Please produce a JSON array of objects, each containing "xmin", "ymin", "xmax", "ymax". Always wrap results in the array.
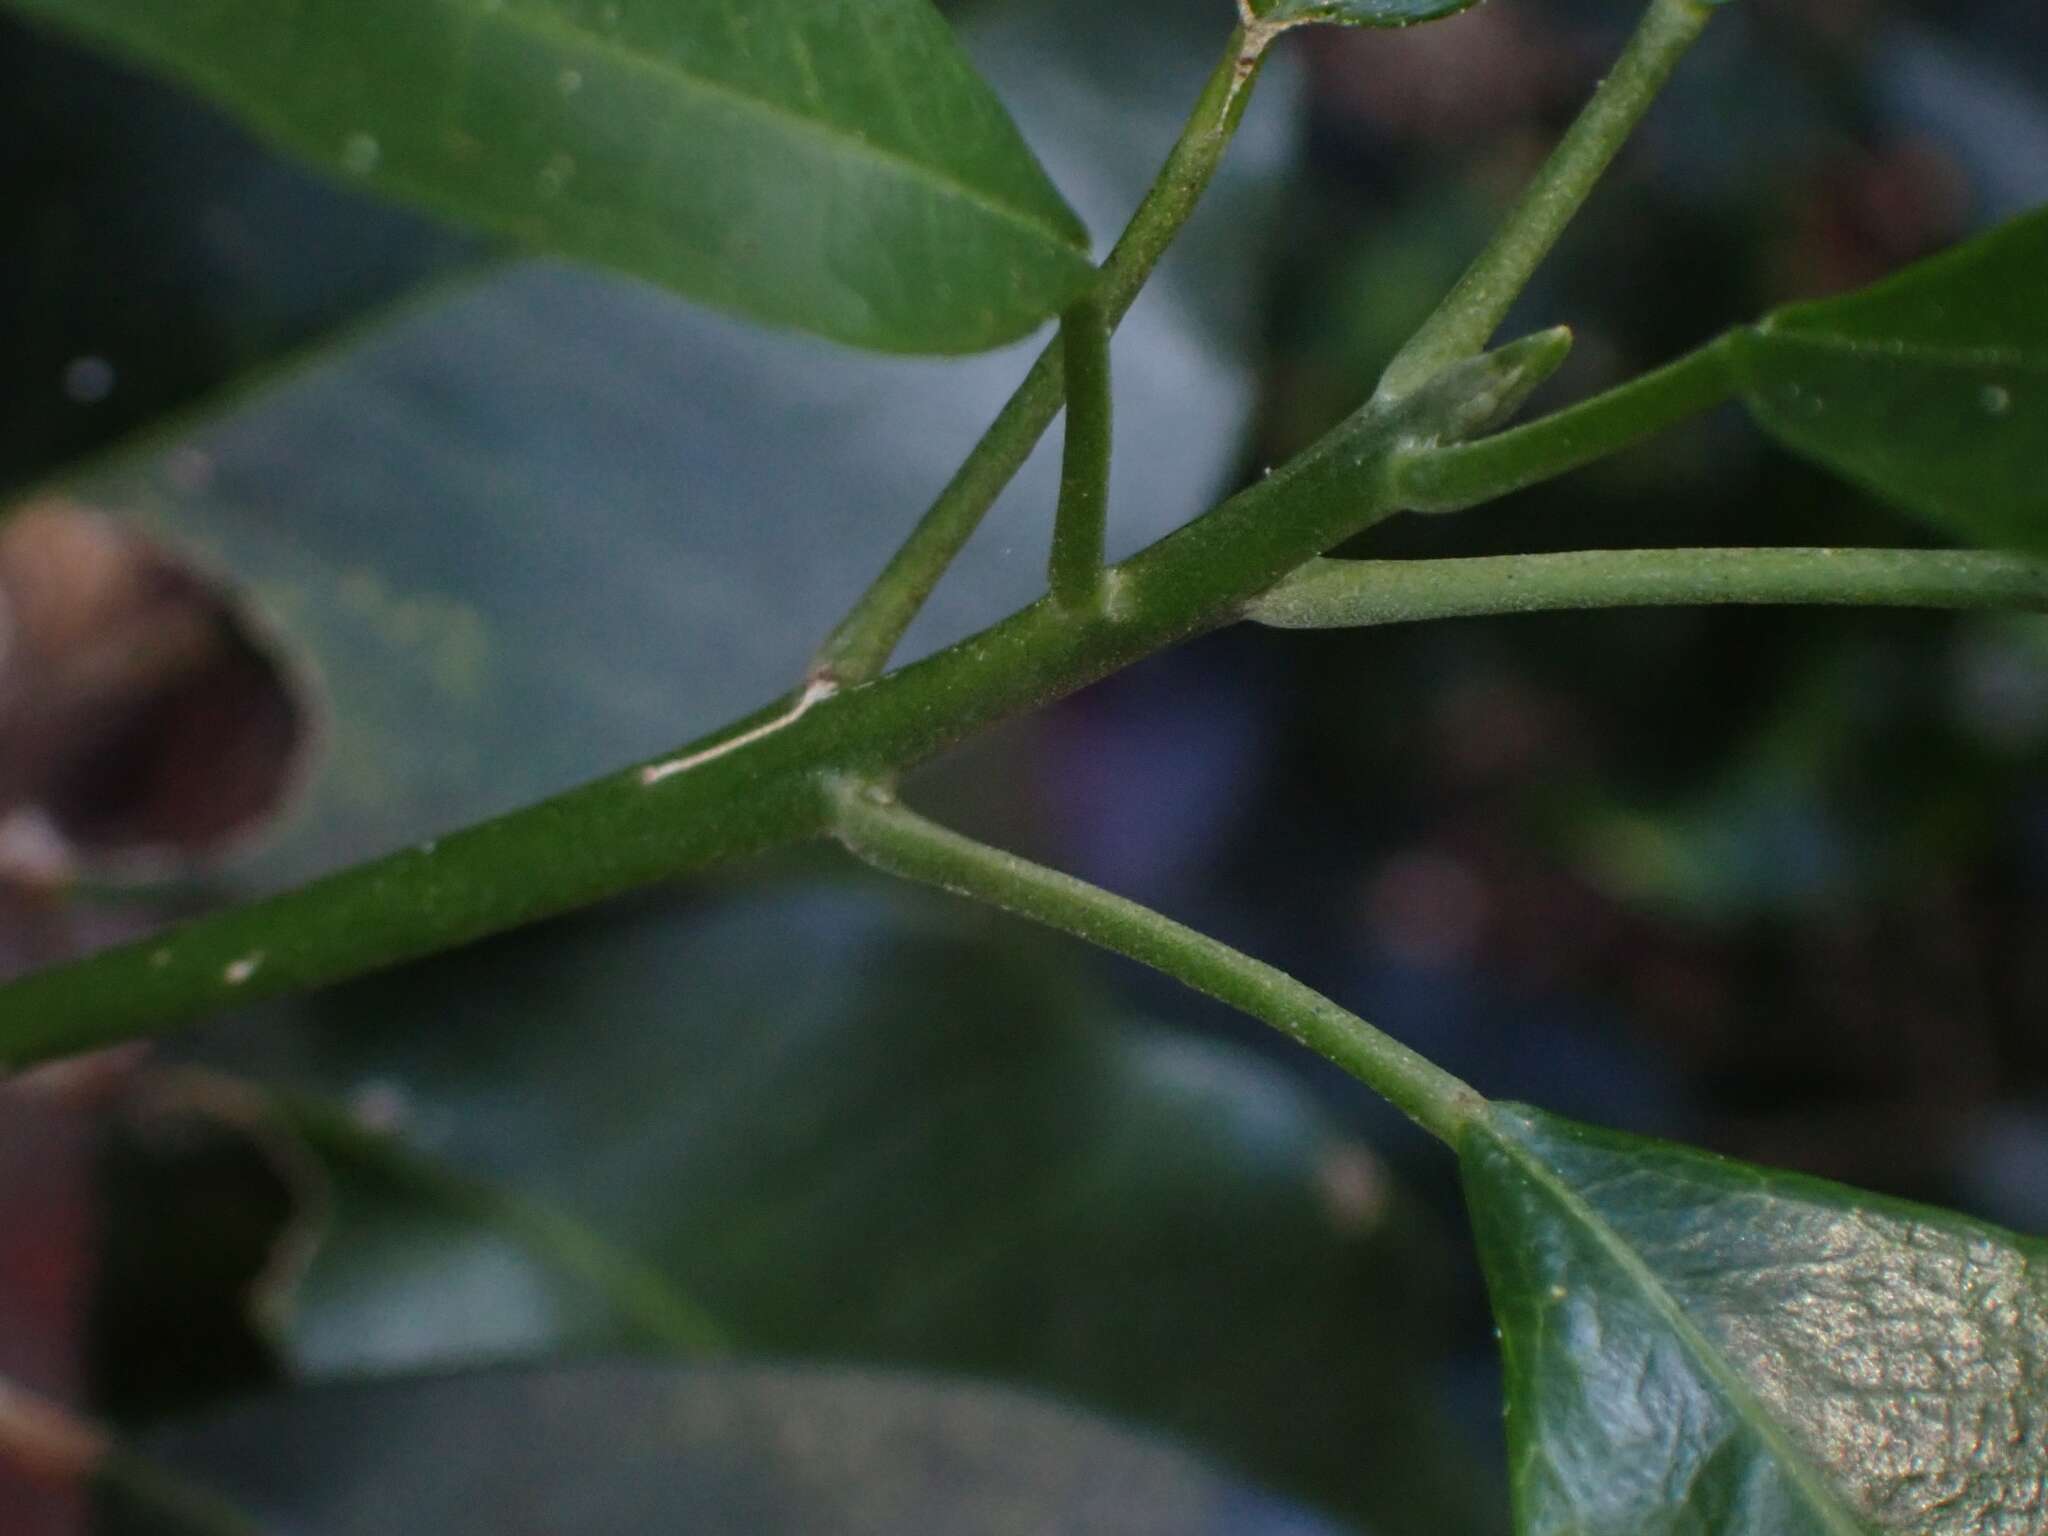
[
  {"xmin": 1462, "ymin": 1101, "xmax": 2048, "ymax": 1536},
  {"xmin": 1731, "ymin": 207, "xmax": 2048, "ymax": 552},
  {"xmin": 45, "ymin": 0, "xmax": 1295, "ymax": 893},
  {"xmin": 0, "ymin": 0, "xmax": 1093, "ymax": 354},
  {"xmin": 204, "ymin": 884, "xmax": 1493, "ymax": 1536},
  {"xmin": 1248, "ymin": 0, "xmax": 1484, "ymax": 29},
  {"xmin": 108, "ymin": 1364, "xmax": 1351, "ymax": 1535}
]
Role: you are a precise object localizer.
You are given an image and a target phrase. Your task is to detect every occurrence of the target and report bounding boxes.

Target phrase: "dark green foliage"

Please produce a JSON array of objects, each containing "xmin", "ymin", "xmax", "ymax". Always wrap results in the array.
[
  {"xmin": 1735, "ymin": 209, "xmax": 2048, "ymax": 553},
  {"xmin": 0, "ymin": 0, "xmax": 2041, "ymax": 1531},
  {"xmin": 3, "ymin": 0, "xmax": 1093, "ymax": 351},
  {"xmin": 1465, "ymin": 1103, "xmax": 2048, "ymax": 1536},
  {"xmin": 232, "ymin": 887, "xmax": 1488, "ymax": 1535}
]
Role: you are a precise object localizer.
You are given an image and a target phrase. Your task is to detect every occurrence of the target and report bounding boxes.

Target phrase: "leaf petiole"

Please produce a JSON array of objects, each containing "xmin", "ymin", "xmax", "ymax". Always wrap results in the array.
[
  {"xmin": 1247, "ymin": 546, "xmax": 2048, "ymax": 629},
  {"xmin": 1391, "ymin": 334, "xmax": 1738, "ymax": 511},
  {"xmin": 827, "ymin": 779, "xmax": 1487, "ymax": 1144}
]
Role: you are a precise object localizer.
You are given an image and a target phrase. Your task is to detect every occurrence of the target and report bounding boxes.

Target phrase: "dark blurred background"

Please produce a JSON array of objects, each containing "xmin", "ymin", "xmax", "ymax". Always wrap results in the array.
[{"xmin": 3, "ymin": 0, "xmax": 2046, "ymax": 1530}]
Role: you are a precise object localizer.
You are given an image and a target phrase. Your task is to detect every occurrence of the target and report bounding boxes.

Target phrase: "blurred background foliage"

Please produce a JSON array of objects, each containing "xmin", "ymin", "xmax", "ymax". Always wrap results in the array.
[{"xmin": 2, "ymin": 0, "xmax": 2046, "ymax": 1530}]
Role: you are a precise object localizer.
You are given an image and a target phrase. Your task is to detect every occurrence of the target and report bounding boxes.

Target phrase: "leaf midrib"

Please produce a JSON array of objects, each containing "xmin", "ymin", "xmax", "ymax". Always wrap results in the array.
[
  {"xmin": 465, "ymin": 0, "xmax": 1087, "ymax": 253},
  {"xmin": 1489, "ymin": 1117, "xmax": 1873, "ymax": 1536},
  {"xmin": 1751, "ymin": 324, "xmax": 2048, "ymax": 377}
]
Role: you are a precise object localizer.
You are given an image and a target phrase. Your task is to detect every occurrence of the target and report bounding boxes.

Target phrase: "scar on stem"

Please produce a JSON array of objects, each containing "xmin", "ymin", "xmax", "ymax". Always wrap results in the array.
[
  {"xmin": 639, "ymin": 676, "xmax": 838, "ymax": 787},
  {"xmin": 1231, "ymin": 0, "xmax": 1298, "ymax": 100}
]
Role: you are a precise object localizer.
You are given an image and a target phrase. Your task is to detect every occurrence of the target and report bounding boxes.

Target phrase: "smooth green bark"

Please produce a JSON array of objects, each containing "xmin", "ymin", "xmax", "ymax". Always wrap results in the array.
[{"xmin": 0, "ymin": 342, "xmax": 1553, "ymax": 1068}]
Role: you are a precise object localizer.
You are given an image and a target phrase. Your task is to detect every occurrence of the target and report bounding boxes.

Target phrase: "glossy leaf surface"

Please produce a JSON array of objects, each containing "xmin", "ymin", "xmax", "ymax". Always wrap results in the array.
[
  {"xmin": 1732, "ymin": 208, "xmax": 2048, "ymax": 552},
  {"xmin": 208, "ymin": 885, "xmax": 1489, "ymax": 1536},
  {"xmin": 1249, "ymin": 0, "xmax": 1484, "ymax": 28},
  {"xmin": 1463, "ymin": 1101, "xmax": 2048, "ymax": 1536},
  {"xmin": 105, "ymin": 1364, "xmax": 1347, "ymax": 1534},
  {"xmin": 0, "ymin": 0, "xmax": 1092, "ymax": 353},
  {"xmin": 43, "ymin": 0, "xmax": 1294, "ymax": 894}
]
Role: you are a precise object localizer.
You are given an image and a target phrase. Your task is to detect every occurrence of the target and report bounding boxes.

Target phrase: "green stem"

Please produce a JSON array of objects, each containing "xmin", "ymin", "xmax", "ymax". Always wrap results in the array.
[
  {"xmin": 1247, "ymin": 547, "xmax": 2048, "ymax": 629},
  {"xmin": 1049, "ymin": 297, "xmax": 1113, "ymax": 610},
  {"xmin": 1377, "ymin": 0, "xmax": 1722, "ymax": 400},
  {"xmin": 273, "ymin": 1093, "xmax": 732, "ymax": 1356},
  {"xmin": 827, "ymin": 782, "xmax": 1485, "ymax": 1144},
  {"xmin": 1393, "ymin": 334, "xmax": 1737, "ymax": 511},
  {"xmin": 810, "ymin": 30, "xmax": 1267, "ymax": 684},
  {"xmin": 0, "ymin": 340, "xmax": 1551, "ymax": 1069}
]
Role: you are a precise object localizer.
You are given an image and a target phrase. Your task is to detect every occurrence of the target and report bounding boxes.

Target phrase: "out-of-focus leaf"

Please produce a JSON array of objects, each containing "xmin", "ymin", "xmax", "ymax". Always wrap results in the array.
[
  {"xmin": 1462, "ymin": 1101, "xmax": 2048, "ymax": 1536},
  {"xmin": 110, "ymin": 1364, "xmax": 1352, "ymax": 1536},
  {"xmin": 1, "ymin": 0, "xmax": 1092, "ymax": 353},
  {"xmin": 1249, "ymin": 0, "xmax": 1484, "ymax": 29},
  {"xmin": 0, "ymin": 13, "xmax": 475, "ymax": 495},
  {"xmin": 1731, "ymin": 207, "xmax": 2048, "ymax": 553},
  {"xmin": 48, "ymin": 0, "xmax": 1294, "ymax": 893},
  {"xmin": 208, "ymin": 884, "xmax": 1490, "ymax": 1536},
  {"xmin": 1555, "ymin": 645, "xmax": 1868, "ymax": 922},
  {"xmin": 0, "ymin": 1085, "xmax": 96, "ymax": 1530}
]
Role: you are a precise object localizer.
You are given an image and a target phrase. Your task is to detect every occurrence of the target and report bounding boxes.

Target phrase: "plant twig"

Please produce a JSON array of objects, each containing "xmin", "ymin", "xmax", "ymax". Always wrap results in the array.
[
  {"xmin": 1049, "ymin": 297, "xmax": 1114, "ymax": 612},
  {"xmin": 1393, "ymin": 335, "xmax": 1738, "ymax": 511},
  {"xmin": 0, "ymin": 337, "xmax": 1561, "ymax": 1070},
  {"xmin": 1376, "ymin": 0, "xmax": 1723, "ymax": 400},
  {"xmin": 1246, "ymin": 547, "xmax": 2048, "ymax": 629},
  {"xmin": 810, "ymin": 28, "xmax": 1270, "ymax": 686},
  {"xmin": 827, "ymin": 780, "xmax": 1487, "ymax": 1145}
]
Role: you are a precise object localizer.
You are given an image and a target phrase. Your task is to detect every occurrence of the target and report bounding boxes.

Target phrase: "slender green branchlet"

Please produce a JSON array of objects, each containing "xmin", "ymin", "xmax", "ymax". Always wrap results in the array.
[
  {"xmin": 1393, "ymin": 334, "xmax": 1737, "ymax": 511},
  {"xmin": 0, "ymin": 333, "xmax": 1555, "ymax": 1068},
  {"xmin": 811, "ymin": 31, "xmax": 1269, "ymax": 686},
  {"xmin": 826, "ymin": 779, "xmax": 1487, "ymax": 1144},
  {"xmin": 1377, "ymin": 0, "xmax": 1724, "ymax": 400},
  {"xmin": 1247, "ymin": 547, "xmax": 2048, "ymax": 629},
  {"xmin": 0, "ymin": 0, "xmax": 1726, "ymax": 1083},
  {"xmin": 1050, "ymin": 296, "xmax": 1114, "ymax": 611}
]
